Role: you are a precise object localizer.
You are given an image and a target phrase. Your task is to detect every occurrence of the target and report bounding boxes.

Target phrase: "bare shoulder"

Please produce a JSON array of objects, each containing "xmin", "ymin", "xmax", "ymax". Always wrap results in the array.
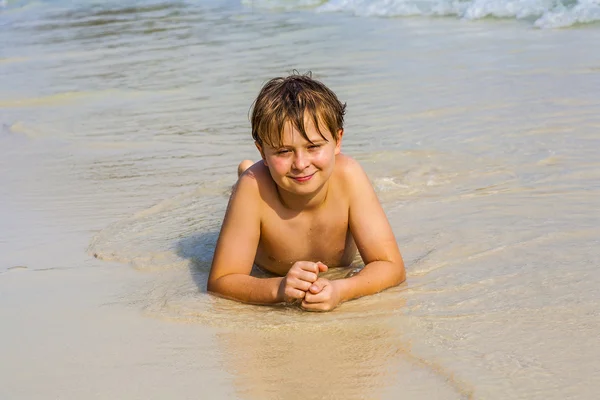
[
  {"xmin": 334, "ymin": 153, "xmax": 371, "ymax": 191},
  {"xmin": 236, "ymin": 161, "xmax": 275, "ymax": 197},
  {"xmin": 236, "ymin": 161, "xmax": 273, "ymax": 190},
  {"xmin": 335, "ymin": 153, "xmax": 361, "ymax": 171},
  {"xmin": 237, "ymin": 160, "xmax": 266, "ymax": 184}
]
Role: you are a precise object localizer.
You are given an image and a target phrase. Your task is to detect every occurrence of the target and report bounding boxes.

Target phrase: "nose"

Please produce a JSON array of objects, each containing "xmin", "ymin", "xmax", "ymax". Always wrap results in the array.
[{"xmin": 292, "ymin": 150, "xmax": 310, "ymax": 171}]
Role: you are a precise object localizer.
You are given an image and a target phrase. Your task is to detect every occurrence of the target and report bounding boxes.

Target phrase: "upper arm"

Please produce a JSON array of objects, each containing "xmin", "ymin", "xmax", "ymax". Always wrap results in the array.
[
  {"xmin": 345, "ymin": 159, "xmax": 404, "ymax": 269},
  {"xmin": 208, "ymin": 172, "xmax": 261, "ymax": 287}
]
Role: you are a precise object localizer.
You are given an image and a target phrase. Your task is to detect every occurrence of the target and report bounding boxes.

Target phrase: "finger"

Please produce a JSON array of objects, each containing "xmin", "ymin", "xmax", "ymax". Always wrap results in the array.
[
  {"xmin": 308, "ymin": 278, "xmax": 327, "ymax": 294},
  {"xmin": 304, "ymin": 291, "xmax": 330, "ymax": 304},
  {"xmin": 301, "ymin": 300, "xmax": 331, "ymax": 312},
  {"xmin": 285, "ymin": 287, "xmax": 306, "ymax": 300},
  {"xmin": 296, "ymin": 270, "xmax": 318, "ymax": 283},
  {"xmin": 289, "ymin": 278, "xmax": 312, "ymax": 292},
  {"xmin": 316, "ymin": 261, "xmax": 328, "ymax": 273},
  {"xmin": 297, "ymin": 261, "xmax": 320, "ymax": 274}
]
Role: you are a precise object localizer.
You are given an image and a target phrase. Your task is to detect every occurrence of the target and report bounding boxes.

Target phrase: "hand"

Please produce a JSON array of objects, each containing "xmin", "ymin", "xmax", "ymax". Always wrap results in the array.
[
  {"xmin": 301, "ymin": 278, "xmax": 341, "ymax": 312},
  {"xmin": 278, "ymin": 261, "xmax": 328, "ymax": 303}
]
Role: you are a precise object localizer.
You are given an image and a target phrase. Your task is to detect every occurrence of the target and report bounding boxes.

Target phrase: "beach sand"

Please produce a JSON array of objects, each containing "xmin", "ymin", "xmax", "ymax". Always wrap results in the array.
[{"xmin": 1, "ymin": 1, "xmax": 600, "ymax": 398}]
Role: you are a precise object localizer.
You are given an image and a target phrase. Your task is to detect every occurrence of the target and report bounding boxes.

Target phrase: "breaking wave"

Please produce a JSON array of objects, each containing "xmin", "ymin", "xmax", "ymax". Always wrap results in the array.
[{"xmin": 243, "ymin": 0, "xmax": 600, "ymax": 28}]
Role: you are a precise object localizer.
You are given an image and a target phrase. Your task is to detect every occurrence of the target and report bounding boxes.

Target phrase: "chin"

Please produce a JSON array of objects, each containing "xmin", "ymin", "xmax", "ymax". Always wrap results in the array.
[{"xmin": 287, "ymin": 179, "xmax": 326, "ymax": 196}]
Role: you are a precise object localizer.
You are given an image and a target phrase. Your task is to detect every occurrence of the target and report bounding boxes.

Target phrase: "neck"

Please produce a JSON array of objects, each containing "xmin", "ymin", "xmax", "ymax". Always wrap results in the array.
[{"xmin": 276, "ymin": 182, "xmax": 329, "ymax": 212}]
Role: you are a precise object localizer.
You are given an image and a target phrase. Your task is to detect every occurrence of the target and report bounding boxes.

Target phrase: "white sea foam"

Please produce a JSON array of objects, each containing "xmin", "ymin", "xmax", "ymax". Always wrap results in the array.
[
  {"xmin": 534, "ymin": 0, "xmax": 600, "ymax": 27},
  {"xmin": 3, "ymin": 0, "xmax": 600, "ymax": 398},
  {"xmin": 244, "ymin": 0, "xmax": 600, "ymax": 28},
  {"xmin": 241, "ymin": 0, "xmax": 327, "ymax": 11}
]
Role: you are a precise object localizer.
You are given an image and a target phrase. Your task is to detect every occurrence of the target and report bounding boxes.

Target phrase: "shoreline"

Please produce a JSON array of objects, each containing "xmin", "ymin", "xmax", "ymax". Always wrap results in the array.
[{"xmin": 1, "ymin": 3, "xmax": 599, "ymax": 398}]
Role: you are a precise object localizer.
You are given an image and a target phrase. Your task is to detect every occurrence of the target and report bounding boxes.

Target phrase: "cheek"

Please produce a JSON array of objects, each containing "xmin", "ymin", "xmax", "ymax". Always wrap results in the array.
[
  {"xmin": 269, "ymin": 156, "xmax": 290, "ymax": 173},
  {"xmin": 312, "ymin": 149, "xmax": 334, "ymax": 166}
]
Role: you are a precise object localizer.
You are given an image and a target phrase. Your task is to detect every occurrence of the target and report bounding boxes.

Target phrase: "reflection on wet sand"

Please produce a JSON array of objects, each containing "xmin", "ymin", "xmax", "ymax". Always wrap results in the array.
[{"xmin": 215, "ymin": 300, "xmax": 471, "ymax": 400}]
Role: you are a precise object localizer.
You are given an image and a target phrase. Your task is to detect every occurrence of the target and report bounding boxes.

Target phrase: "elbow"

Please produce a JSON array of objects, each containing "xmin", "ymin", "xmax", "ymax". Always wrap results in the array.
[
  {"xmin": 206, "ymin": 281, "xmax": 214, "ymax": 293},
  {"xmin": 207, "ymin": 274, "xmax": 235, "ymax": 295},
  {"xmin": 206, "ymin": 276, "xmax": 220, "ymax": 294},
  {"xmin": 394, "ymin": 260, "xmax": 406, "ymax": 286},
  {"xmin": 397, "ymin": 269, "xmax": 406, "ymax": 285},
  {"xmin": 391, "ymin": 271, "xmax": 406, "ymax": 287}
]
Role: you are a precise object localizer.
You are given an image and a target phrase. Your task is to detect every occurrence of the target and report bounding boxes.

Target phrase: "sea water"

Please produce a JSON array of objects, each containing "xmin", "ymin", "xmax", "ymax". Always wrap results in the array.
[{"xmin": 1, "ymin": 0, "xmax": 600, "ymax": 398}]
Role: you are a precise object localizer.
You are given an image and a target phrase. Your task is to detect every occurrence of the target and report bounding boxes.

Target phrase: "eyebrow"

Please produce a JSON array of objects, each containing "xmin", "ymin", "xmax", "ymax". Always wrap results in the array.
[{"xmin": 277, "ymin": 140, "xmax": 327, "ymax": 148}]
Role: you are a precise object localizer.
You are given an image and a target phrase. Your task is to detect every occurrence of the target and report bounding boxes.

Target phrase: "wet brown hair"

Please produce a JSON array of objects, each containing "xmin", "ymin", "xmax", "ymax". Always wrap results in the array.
[{"xmin": 250, "ymin": 72, "xmax": 346, "ymax": 148}]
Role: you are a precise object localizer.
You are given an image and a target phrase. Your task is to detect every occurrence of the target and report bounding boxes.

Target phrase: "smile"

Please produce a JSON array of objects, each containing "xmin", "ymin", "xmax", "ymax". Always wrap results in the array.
[{"xmin": 290, "ymin": 173, "xmax": 315, "ymax": 182}]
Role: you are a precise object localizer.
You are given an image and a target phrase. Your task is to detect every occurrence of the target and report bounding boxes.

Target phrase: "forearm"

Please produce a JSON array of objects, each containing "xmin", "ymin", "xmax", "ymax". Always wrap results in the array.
[
  {"xmin": 335, "ymin": 260, "xmax": 405, "ymax": 302},
  {"xmin": 207, "ymin": 274, "xmax": 284, "ymax": 305}
]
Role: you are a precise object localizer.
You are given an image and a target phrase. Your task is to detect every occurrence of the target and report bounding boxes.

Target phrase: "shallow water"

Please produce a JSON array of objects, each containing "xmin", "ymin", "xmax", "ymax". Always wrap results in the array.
[{"xmin": 1, "ymin": 1, "xmax": 600, "ymax": 399}]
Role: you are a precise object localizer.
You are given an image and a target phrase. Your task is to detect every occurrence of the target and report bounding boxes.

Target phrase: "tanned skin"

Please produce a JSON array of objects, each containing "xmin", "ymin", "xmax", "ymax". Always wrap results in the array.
[{"xmin": 208, "ymin": 118, "xmax": 405, "ymax": 311}]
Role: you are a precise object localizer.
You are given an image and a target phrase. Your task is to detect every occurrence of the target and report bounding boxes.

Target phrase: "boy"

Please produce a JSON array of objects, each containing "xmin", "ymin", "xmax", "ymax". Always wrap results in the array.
[{"xmin": 207, "ymin": 73, "xmax": 405, "ymax": 311}]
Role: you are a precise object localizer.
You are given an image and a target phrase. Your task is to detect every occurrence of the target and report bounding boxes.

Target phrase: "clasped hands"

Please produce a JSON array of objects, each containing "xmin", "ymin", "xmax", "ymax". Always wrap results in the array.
[{"xmin": 278, "ymin": 261, "xmax": 341, "ymax": 311}]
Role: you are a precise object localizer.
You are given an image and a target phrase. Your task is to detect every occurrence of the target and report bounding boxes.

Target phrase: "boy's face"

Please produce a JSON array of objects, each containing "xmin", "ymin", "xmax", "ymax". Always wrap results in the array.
[{"xmin": 256, "ymin": 116, "xmax": 342, "ymax": 197}]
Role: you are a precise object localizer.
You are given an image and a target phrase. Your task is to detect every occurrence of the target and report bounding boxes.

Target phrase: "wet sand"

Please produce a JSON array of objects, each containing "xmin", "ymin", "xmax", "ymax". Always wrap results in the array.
[{"xmin": 2, "ymin": 1, "xmax": 600, "ymax": 399}]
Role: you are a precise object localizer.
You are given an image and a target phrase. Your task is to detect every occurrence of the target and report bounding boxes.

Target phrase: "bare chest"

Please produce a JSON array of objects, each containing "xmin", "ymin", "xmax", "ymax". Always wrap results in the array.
[{"xmin": 255, "ymin": 206, "xmax": 355, "ymax": 275}]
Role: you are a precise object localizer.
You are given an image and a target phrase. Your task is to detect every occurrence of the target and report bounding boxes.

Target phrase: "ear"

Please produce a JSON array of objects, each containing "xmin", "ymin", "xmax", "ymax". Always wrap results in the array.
[
  {"xmin": 255, "ymin": 141, "xmax": 268, "ymax": 166},
  {"xmin": 334, "ymin": 129, "xmax": 344, "ymax": 155}
]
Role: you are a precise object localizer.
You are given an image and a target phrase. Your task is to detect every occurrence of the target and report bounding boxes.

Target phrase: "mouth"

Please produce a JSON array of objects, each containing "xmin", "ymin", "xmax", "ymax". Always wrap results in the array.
[{"xmin": 290, "ymin": 172, "xmax": 315, "ymax": 182}]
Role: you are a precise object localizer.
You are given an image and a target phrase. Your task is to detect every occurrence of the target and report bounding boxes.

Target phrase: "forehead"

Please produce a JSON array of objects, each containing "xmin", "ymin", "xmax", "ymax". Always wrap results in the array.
[{"xmin": 280, "ymin": 116, "xmax": 332, "ymax": 145}]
